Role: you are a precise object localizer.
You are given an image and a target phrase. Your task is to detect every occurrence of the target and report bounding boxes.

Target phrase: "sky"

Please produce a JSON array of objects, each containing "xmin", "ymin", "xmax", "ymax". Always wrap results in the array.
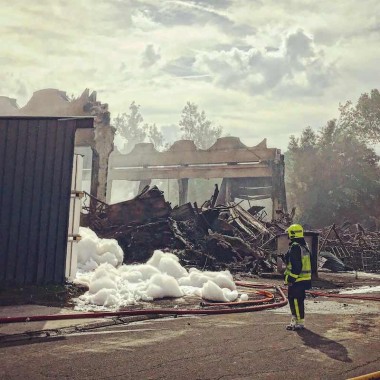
[{"xmin": 1, "ymin": 0, "xmax": 380, "ymax": 151}]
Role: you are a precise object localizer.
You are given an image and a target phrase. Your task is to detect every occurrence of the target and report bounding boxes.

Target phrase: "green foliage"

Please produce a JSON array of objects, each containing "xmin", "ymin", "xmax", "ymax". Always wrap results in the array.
[
  {"xmin": 114, "ymin": 101, "xmax": 165, "ymax": 152},
  {"xmin": 286, "ymin": 106, "xmax": 380, "ymax": 227},
  {"xmin": 179, "ymin": 101, "xmax": 223, "ymax": 149},
  {"xmin": 338, "ymin": 89, "xmax": 380, "ymax": 144},
  {"xmin": 147, "ymin": 123, "xmax": 165, "ymax": 150},
  {"xmin": 114, "ymin": 101, "xmax": 223, "ymax": 152}
]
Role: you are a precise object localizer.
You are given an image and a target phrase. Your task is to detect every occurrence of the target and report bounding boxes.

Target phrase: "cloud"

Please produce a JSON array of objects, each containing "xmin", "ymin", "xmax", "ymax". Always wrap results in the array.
[
  {"xmin": 163, "ymin": 56, "xmax": 198, "ymax": 77},
  {"xmin": 189, "ymin": 29, "xmax": 335, "ymax": 97},
  {"xmin": 1, "ymin": 0, "xmax": 380, "ymax": 152},
  {"xmin": 132, "ymin": 0, "xmax": 255, "ymax": 36},
  {"xmin": 192, "ymin": 0, "xmax": 234, "ymax": 8},
  {"xmin": 266, "ymin": 46, "xmax": 279, "ymax": 52},
  {"xmin": 286, "ymin": 29, "xmax": 313, "ymax": 62},
  {"xmin": 141, "ymin": 44, "xmax": 161, "ymax": 67}
]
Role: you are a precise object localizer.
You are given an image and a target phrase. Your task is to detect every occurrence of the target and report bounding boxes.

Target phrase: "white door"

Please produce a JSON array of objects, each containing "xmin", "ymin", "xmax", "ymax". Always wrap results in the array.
[{"xmin": 66, "ymin": 154, "xmax": 83, "ymax": 280}]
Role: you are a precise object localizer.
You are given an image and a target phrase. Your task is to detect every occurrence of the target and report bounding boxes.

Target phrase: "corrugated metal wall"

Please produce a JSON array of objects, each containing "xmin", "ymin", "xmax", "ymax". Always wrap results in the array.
[{"xmin": 0, "ymin": 117, "xmax": 93, "ymax": 286}]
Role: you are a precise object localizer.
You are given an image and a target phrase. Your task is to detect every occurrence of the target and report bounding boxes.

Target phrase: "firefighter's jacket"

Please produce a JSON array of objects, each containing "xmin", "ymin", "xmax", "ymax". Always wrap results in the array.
[{"xmin": 284, "ymin": 241, "xmax": 311, "ymax": 285}]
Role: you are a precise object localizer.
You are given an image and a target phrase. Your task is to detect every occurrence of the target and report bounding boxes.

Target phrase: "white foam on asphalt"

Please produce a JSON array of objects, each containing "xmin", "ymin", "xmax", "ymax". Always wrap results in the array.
[
  {"xmin": 74, "ymin": 230, "xmax": 245, "ymax": 310},
  {"xmin": 339, "ymin": 285, "xmax": 380, "ymax": 294}
]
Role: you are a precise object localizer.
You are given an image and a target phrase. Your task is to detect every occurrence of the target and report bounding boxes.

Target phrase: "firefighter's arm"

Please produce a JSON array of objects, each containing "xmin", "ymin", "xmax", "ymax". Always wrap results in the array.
[{"xmin": 285, "ymin": 245, "xmax": 302, "ymax": 284}]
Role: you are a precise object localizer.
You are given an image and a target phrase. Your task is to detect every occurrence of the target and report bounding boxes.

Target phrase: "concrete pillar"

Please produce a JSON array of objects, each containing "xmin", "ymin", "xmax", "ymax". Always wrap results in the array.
[
  {"xmin": 271, "ymin": 156, "xmax": 287, "ymax": 220},
  {"xmin": 178, "ymin": 178, "xmax": 189, "ymax": 205},
  {"xmin": 90, "ymin": 148, "xmax": 100, "ymax": 211}
]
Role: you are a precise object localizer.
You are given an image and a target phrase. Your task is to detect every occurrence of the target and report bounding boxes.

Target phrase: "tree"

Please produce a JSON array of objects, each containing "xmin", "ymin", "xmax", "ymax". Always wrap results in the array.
[
  {"xmin": 179, "ymin": 102, "xmax": 223, "ymax": 149},
  {"xmin": 286, "ymin": 90, "xmax": 380, "ymax": 227},
  {"xmin": 286, "ymin": 127, "xmax": 319, "ymax": 225},
  {"xmin": 147, "ymin": 123, "xmax": 165, "ymax": 151},
  {"xmin": 286, "ymin": 120, "xmax": 380, "ymax": 227},
  {"xmin": 114, "ymin": 101, "xmax": 165, "ymax": 152},
  {"xmin": 114, "ymin": 102, "xmax": 146, "ymax": 152},
  {"xmin": 338, "ymin": 89, "xmax": 380, "ymax": 144}
]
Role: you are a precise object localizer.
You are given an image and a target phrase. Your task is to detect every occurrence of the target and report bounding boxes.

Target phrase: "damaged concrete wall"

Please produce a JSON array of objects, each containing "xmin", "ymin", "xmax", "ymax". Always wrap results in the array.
[
  {"xmin": 109, "ymin": 136, "xmax": 287, "ymax": 219},
  {"xmin": 0, "ymin": 89, "xmax": 115, "ymax": 203}
]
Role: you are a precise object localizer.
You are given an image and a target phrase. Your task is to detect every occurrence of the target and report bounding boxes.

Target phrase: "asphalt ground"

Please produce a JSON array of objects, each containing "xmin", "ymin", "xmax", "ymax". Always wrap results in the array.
[{"xmin": 0, "ymin": 306, "xmax": 379, "ymax": 380}]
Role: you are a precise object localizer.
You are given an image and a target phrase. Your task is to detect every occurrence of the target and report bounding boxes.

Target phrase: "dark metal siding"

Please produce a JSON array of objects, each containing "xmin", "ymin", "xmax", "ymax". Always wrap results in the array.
[{"xmin": 0, "ymin": 117, "xmax": 93, "ymax": 286}]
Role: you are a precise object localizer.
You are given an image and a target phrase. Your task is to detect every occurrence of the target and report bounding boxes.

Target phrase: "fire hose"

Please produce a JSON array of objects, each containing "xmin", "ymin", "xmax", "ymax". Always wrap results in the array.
[
  {"xmin": 0, "ymin": 283, "xmax": 287, "ymax": 324},
  {"xmin": 1, "ymin": 282, "xmax": 379, "ymax": 325},
  {"xmin": 278, "ymin": 285, "xmax": 380, "ymax": 302},
  {"xmin": 306, "ymin": 290, "xmax": 380, "ymax": 302}
]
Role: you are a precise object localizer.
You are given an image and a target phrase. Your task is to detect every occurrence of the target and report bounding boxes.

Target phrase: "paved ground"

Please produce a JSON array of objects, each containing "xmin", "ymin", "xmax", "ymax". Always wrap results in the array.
[
  {"xmin": 0, "ymin": 305, "xmax": 379, "ymax": 380},
  {"xmin": 1, "ymin": 272, "xmax": 379, "ymax": 379}
]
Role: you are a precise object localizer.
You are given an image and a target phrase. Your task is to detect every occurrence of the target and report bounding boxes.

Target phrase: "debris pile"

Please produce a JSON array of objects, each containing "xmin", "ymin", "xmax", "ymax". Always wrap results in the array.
[
  {"xmin": 81, "ymin": 186, "xmax": 290, "ymax": 273},
  {"xmin": 319, "ymin": 223, "xmax": 380, "ymax": 273}
]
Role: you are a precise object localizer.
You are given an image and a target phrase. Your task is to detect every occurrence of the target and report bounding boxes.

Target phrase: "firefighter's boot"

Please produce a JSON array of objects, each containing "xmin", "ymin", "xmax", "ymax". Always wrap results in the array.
[
  {"xmin": 286, "ymin": 317, "xmax": 297, "ymax": 330},
  {"xmin": 286, "ymin": 318, "xmax": 304, "ymax": 331}
]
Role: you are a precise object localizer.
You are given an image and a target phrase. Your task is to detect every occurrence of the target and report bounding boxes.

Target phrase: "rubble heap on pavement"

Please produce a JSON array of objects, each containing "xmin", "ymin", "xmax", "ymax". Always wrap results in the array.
[
  {"xmin": 319, "ymin": 223, "xmax": 380, "ymax": 273},
  {"xmin": 80, "ymin": 186, "xmax": 292, "ymax": 274}
]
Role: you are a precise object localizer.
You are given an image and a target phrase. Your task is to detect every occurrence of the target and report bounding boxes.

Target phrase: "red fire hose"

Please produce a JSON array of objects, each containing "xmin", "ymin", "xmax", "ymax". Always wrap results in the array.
[
  {"xmin": 306, "ymin": 290, "xmax": 380, "ymax": 302},
  {"xmin": 278, "ymin": 285, "xmax": 380, "ymax": 302},
  {"xmin": 0, "ymin": 284, "xmax": 287, "ymax": 324},
  {"xmin": 1, "ymin": 281, "xmax": 378, "ymax": 325}
]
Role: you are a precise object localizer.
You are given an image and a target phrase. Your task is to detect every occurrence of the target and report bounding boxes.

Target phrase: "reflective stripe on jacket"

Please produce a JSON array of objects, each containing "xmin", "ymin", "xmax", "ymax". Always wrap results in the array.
[{"xmin": 284, "ymin": 242, "xmax": 311, "ymax": 283}]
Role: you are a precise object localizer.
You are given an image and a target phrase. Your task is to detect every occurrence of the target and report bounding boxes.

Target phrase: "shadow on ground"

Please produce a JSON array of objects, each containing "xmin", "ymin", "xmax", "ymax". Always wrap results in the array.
[{"xmin": 297, "ymin": 329, "xmax": 352, "ymax": 363}]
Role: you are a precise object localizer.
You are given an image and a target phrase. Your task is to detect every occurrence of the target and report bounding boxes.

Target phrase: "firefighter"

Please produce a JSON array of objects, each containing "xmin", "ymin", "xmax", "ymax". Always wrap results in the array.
[{"xmin": 284, "ymin": 223, "xmax": 312, "ymax": 331}]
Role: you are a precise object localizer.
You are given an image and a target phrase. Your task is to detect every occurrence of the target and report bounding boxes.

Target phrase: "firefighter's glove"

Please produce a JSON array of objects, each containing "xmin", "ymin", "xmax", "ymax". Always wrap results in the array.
[{"xmin": 284, "ymin": 274, "xmax": 297, "ymax": 286}]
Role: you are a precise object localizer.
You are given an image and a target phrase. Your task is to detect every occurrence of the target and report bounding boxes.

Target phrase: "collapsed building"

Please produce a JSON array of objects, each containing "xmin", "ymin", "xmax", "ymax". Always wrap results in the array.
[
  {"xmin": 106, "ymin": 136, "xmax": 287, "ymax": 217},
  {"xmin": 0, "ymin": 89, "xmax": 378, "ymax": 287},
  {"xmin": 83, "ymin": 133, "xmax": 293, "ymax": 274},
  {"xmin": 0, "ymin": 89, "xmax": 287, "ymax": 216},
  {"xmin": 0, "ymin": 89, "xmax": 291, "ymax": 279}
]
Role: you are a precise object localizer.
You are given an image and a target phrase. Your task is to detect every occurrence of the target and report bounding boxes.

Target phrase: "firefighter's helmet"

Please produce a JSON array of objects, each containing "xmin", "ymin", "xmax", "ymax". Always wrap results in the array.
[{"xmin": 287, "ymin": 224, "xmax": 304, "ymax": 239}]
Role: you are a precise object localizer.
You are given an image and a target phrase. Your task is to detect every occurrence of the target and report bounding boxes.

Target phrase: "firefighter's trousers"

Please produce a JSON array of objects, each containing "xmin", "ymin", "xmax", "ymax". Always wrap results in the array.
[{"xmin": 288, "ymin": 282, "xmax": 308, "ymax": 322}]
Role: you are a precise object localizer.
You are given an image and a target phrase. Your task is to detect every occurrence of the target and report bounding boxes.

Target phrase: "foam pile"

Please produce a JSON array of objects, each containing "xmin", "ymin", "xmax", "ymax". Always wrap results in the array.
[
  {"xmin": 75, "ymin": 238, "xmax": 248, "ymax": 310},
  {"xmin": 77, "ymin": 227, "xmax": 124, "ymax": 271}
]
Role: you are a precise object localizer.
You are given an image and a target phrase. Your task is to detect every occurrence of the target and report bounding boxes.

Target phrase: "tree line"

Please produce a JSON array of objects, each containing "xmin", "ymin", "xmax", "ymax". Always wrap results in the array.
[
  {"xmin": 114, "ymin": 101, "xmax": 223, "ymax": 153},
  {"xmin": 114, "ymin": 90, "xmax": 380, "ymax": 228},
  {"xmin": 286, "ymin": 89, "xmax": 380, "ymax": 228},
  {"xmin": 113, "ymin": 101, "xmax": 223, "ymax": 206}
]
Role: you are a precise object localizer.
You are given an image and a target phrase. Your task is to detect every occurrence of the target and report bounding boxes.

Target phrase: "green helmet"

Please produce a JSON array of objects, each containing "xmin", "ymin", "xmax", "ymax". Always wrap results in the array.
[{"xmin": 287, "ymin": 224, "xmax": 304, "ymax": 239}]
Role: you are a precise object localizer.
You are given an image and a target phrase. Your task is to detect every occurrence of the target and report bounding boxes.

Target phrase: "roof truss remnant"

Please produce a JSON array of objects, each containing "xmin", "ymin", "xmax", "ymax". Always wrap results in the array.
[{"xmin": 108, "ymin": 137, "xmax": 287, "ymax": 219}]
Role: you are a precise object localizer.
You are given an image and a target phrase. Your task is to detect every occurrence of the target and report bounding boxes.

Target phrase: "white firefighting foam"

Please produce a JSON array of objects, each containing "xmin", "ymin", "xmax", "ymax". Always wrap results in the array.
[
  {"xmin": 74, "ymin": 227, "xmax": 247, "ymax": 310},
  {"xmin": 339, "ymin": 285, "xmax": 380, "ymax": 294},
  {"xmin": 77, "ymin": 227, "xmax": 124, "ymax": 271}
]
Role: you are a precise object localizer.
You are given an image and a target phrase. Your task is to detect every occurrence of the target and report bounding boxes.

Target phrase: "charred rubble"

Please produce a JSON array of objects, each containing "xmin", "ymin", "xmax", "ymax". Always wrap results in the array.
[
  {"xmin": 318, "ymin": 222, "xmax": 380, "ymax": 273},
  {"xmin": 80, "ymin": 185, "xmax": 292, "ymax": 274}
]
